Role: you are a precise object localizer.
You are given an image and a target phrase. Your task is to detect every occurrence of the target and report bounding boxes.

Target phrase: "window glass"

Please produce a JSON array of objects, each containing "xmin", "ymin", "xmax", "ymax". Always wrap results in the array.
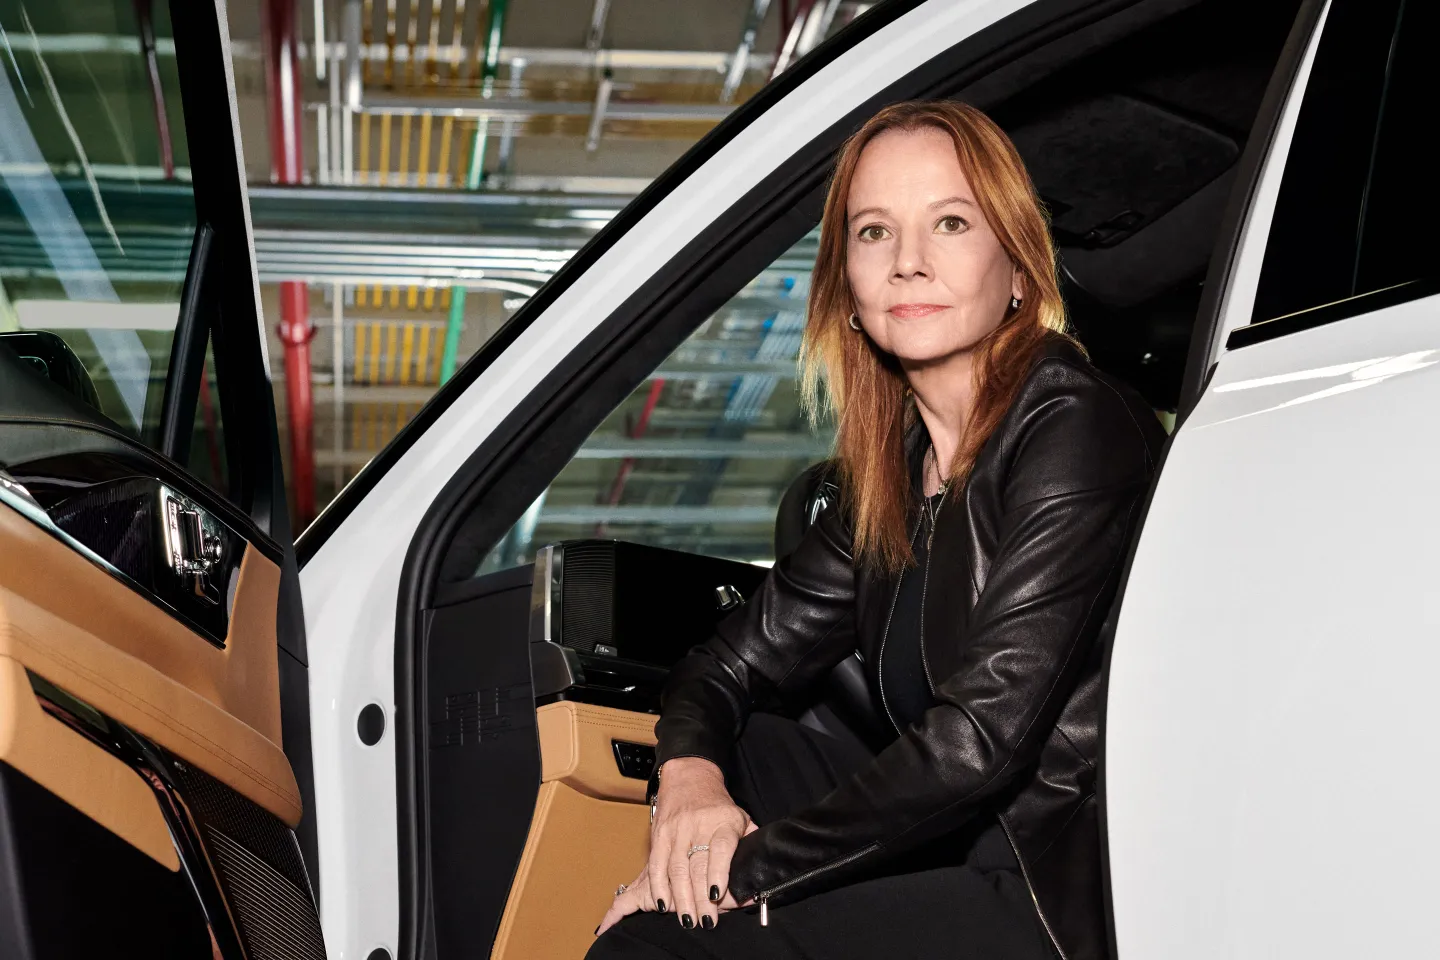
[
  {"xmin": 0, "ymin": 0, "xmax": 195, "ymax": 443},
  {"xmin": 1245, "ymin": 0, "xmax": 1438, "ymax": 335},
  {"xmin": 184, "ymin": 334, "xmax": 229, "ymax": 499},
  {"xmin": 1350, "ymin": 0, "xmax": 1439, "ymax": 295},
  {"xmin": 480, "ymin": 234, "xmax": 832, "ymax": 573}
]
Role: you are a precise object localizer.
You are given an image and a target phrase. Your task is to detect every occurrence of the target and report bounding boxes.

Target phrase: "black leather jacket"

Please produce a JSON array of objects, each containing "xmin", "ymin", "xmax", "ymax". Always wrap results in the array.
[{"xmin": 654, "ymin": 339, "xmax": 1165, "ymax": 960}]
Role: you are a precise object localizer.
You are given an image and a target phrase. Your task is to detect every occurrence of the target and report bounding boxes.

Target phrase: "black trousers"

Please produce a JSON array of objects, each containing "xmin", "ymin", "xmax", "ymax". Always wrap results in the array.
[{"xmin": 587, "ymin": 713, "xmax": 1055, "ymax": 960}]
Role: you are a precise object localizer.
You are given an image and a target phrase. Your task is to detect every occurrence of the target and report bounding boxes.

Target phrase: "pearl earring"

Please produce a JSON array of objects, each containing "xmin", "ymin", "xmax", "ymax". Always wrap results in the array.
[
  {"xmin": 848, "ymin": 313, "xmax": 862, "ymax": 331},
  {"xmin": 1010, "ymin": 297, "xmax": 1022, "ymax": 310}
]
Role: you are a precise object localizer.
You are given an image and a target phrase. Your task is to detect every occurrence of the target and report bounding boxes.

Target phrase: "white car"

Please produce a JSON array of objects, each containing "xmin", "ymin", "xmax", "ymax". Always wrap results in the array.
[{"xmin": 1, "ymin": 0, "xmax": 1431, "ymax": 958}]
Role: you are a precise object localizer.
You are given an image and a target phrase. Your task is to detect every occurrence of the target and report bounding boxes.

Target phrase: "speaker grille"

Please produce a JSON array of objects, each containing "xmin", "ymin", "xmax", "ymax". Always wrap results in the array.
[
  {"xmin": 205, "ymin": 827, "xmax": 328, "ymax": 960},
  {"xmin": 558, "ymin": 541, "xmax": 616, "ymax": 653},
  {"xmin": 169, "ymin": 761, "xmax": 326, "ymax": 960}
]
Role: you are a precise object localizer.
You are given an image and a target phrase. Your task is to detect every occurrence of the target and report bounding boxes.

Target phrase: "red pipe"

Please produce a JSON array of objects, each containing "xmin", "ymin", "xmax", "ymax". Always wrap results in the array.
[
  {"xmin": 133, "ymin": 0, "xmax": 174, "ymax": 179},
  {"xmin": 595, "ymin": 378, "xmax": 666, "ymax": 535},
  {"xmin": 262, "ymin": 0, "xmax": 317, "ymax": 526}
]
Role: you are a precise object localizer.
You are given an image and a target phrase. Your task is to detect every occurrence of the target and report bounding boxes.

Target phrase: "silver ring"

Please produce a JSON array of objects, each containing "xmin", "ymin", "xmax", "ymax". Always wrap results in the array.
[
  {"xmin": 686, "ymin": 844, "xmax": 709, "ymax": 859},
  {"xmin": 615, "ymin": 883, "xmax": 628, "ymax": 896}
]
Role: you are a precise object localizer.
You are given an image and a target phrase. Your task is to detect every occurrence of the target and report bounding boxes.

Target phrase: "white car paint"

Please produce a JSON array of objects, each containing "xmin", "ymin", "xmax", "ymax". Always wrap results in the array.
[
  {"xmin": 298, "ymin": 2, "xmax": 1038, "ymax": 956},
  {"xmin": 1107, "ymin": 292, "xmax": 1440, "ymax": 958}
]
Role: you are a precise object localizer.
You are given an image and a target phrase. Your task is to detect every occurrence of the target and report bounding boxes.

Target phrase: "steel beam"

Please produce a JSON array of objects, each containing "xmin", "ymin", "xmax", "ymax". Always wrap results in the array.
[
  {"xmin": 538, "ymin": 505, "xmax": 779, "ymax": 525},
  {"xmin": 311, "ymin": 421, "xmax": 823, "ymax": 460},
  {"xmin": 722, "ymin": 0, "xmax": 773, "ymax": 102},
  {"xmin": 585, "ymin": 0, "xmax": 612, "ymax": 51},
  {"xmin": 12, "ymin": 33, "xmax": 776, "ymax": 72},
  {"xmin": 358, "ymin": 93, "xmax": 733, "ymax": 122},
  {"xmin": 573, "ymin": 436, "xmax": 828, "ymax": 459}
]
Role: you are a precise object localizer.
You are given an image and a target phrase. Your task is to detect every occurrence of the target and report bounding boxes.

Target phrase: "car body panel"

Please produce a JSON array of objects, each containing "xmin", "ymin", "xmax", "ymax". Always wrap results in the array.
[{"xmin": 1108, "ymin": 290, "xmax": 1440, "ymax": 957}]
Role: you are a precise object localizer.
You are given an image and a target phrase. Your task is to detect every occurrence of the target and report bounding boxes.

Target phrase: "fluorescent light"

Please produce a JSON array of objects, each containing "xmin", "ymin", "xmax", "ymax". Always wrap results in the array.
[{"xmin": 16, "ymin": 299, "xmax": 179, "ymax": 331}]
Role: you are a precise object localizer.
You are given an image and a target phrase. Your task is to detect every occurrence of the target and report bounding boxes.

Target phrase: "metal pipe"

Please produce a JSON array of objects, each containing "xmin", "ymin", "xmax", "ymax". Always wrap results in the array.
[
  {"xmin": 331, "ymin": 282, "xmax": 344, "ymax": 492},
  {"xmin": 355, "ymin": 94, "xmax": 733, "ymax": 122},
  {"xmin": 342, "ymin": 0, "xmax": 361, "ymax": 183},
  {"xmin": 464, "ymin": 0, "xmax": 507, "ymax": 186},
  {"xmin": 496, "ymin": 57, "xmax": 525, "ymax": 178},
  {"xmin": 442, "ymin": 0, "xmax": 507, "ymax": 383},
  {"xmin": 596, "ymin": 376, "xmax": 664, "ymax": 534},
  {"xmin": 771, "ymin": 0, "xmax": 812, "ymax": 78},
  {"xmin": 721, "ymin": 0, "xmax": 772, "ymax": 103},
  {"xmin": 264, "ymin": 0, "xmax": 318, "ymax": 525},
  {"xmin": 584, "ymin": 69, "xmax": 613, "ymax": 152},
  {"xmin": 585, "ymin": 0, "xmax": 612, "ymax": 51},
  {"xmin": 314, "ymin": 0, "xmax": 327, "ymax": 79},
  {"xmin": 438, "ymin": 285, "xmax": 465, "ymax": 383},
  {"xmin": 13, "ymin": 33, "xmax": 778, "ymax": 73},
  {"xmin": 132, "ymin": 0, "xmax": 175, "ymax": 179}
]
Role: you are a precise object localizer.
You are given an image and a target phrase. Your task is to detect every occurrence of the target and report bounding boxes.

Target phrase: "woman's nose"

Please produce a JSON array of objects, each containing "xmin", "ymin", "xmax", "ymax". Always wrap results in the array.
[{"xmin": 892, "ymin": 233, "xmax": 931, "ymax": 279}]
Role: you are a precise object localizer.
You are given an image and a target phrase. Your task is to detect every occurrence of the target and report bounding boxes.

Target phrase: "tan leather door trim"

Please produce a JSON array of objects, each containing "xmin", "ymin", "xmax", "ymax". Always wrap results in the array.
[
  {"xmin": 0, "ymin": 504, "xmax": 301, "ymax": 824},
  {"xmin": 489, "ymin": 703, "xmax": 659, "ymax": 959},
  {"xmin": 0, "ymin": 655, "xmax": 179, "ymax": 870},
  {"xmin": 490, "ymin": 781, "xmax": 651, "ymax": 960},
  {"xmin": 536, "ymin": 701, "xmax": 657, "ymax": 802}
]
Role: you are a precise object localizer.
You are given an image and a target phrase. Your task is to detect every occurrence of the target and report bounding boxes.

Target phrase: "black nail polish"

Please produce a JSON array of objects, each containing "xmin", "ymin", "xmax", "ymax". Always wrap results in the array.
[
  {"xmin": 701, "ymin": 915, "xmax": 714, "ymax": 930},
  {"xmin": 656, "ymin": 899, "xmax": 666, "ymax": 913},
  {"xmin": 681, "ymin": 914, "xmax": 694, "ymax": 930},
  {"xmin": 594, "ymin": 925, "xmax": 601, "ymax": 936},
  {"xmin": 709, "ymin": 885, "xmax": 720, "ymax": 902}
]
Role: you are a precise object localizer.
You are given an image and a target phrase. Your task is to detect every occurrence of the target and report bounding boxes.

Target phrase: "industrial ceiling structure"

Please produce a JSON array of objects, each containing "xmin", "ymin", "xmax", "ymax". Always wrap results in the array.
[
  {"xmin": 225, "ymin": 0, "xmax": 871, "ymax": 568},
  {"xmin": 0, "ymin": 0, "xmax": 869, "ymax": 566}
]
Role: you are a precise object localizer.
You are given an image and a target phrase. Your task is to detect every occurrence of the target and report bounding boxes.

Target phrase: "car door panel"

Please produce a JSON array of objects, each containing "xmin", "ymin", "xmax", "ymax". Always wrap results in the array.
[
  {"xmin": 492, "ymin": 782, "xmax": 651, "ymax": 960},
  {"xmin": 489, "ymin": 702, "xmax": 656, "ymax": 960},
  {"xmin": 1106, "ymin": 295, "xmax": 1440, "ymax": 958},
  {"xmin": 1106, "ymin": 0, "xmax": 1440, "ymax": 954},
  {"xmin": 0, "ymin": 759, "xmax": 214, "ymax": 959},
  {"xmin": 0, "ymin": 655, "xmax": 178, "ymax": 871},
  {"xmin": 0, "ymin": 503, "xmax": 301, "ymax": 824}
]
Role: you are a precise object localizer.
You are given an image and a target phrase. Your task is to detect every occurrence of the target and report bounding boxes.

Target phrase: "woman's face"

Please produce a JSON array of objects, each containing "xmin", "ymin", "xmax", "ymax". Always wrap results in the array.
[{"xmin": 845, "ymin": 127, "xmax": 1022, "ymax": 365}]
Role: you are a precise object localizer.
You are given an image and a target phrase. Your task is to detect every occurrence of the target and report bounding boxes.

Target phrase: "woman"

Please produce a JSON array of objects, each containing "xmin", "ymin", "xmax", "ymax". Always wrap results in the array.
[{"xmin": 591, "ymin": 100, "xmax": 1164, "ymax": 960}]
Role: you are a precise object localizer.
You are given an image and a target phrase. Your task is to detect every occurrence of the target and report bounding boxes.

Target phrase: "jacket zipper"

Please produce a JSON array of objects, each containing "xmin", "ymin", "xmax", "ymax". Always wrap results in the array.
[
  {"xmin": 754, "ymin": 842, "xmax": 882, "ymax": 926},
  {"xmin": 875, "ymin": 513, "xmax": 924, "ymax": 736},
  {"xmin": 917, "ymin": 491, "xmax": 945, "ymax": 695},
  {"xmin": 997, "ymin": 815, "xmax": 1066, "ymax": 960}
]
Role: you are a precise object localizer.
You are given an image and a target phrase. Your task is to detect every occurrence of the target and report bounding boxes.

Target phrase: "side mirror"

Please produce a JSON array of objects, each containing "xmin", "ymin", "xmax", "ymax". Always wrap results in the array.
[{"xmin": 0, "ymin": 330, "xmax": 103, "ymax": 414}]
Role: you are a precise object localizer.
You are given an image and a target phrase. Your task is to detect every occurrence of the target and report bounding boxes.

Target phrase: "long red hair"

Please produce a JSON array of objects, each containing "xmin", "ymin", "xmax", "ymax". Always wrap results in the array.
[{"xmin": 801, "ymin": 100, "xmax": 1076, "ymax": 572}]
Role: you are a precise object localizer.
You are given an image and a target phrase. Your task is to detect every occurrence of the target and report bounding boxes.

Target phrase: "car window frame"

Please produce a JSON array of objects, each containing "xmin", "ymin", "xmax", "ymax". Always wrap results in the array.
[
  {"xmin": 1220, "ymin": 0, "xmax": 1431, "ymax": 353},
  {"xmin": 1175, "ymin": 0, "xmax": 1328, "ymax": 419},
  {"xmin": 169, "ymin": 0, "xmax": 283, "ymax": 537}
]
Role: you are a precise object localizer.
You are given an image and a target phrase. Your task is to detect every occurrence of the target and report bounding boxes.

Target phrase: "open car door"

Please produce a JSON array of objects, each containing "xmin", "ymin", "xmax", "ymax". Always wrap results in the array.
[{"xmin": 0, "ymin": 2, "xmax": 322, "ymax": 958}]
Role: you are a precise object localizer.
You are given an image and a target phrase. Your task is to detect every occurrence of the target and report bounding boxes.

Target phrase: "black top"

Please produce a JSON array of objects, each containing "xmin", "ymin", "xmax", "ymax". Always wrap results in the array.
[{"xmin": 881, "ymin": 490, "xmax": 944, "ymax": 732}]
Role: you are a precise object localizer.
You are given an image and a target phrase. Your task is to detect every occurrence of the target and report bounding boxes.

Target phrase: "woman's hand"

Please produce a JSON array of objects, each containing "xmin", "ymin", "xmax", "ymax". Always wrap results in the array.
[
  {"xmin": 649, "ymin": 757, "xmax": 756, "ymax": 930},
  {"xmin": 596, "ymin": 757, "xmax": 756, "ymax": 935}
]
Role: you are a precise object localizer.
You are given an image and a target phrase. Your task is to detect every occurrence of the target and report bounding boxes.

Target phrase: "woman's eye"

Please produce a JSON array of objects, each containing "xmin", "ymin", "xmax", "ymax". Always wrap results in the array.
[
  {"xmin": 936, "ymin": 215, "xmax": 967, "ymax": 234},
  {"xmin": 858, "ymin": 224, "xmax": 889, "ymax": 242}
]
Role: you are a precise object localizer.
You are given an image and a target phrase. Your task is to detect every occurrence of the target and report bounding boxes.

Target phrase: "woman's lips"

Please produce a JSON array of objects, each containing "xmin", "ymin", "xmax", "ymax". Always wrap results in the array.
[{"xmin": 888, "ymin": 303, "xmax": 949, "ymax": 319}]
